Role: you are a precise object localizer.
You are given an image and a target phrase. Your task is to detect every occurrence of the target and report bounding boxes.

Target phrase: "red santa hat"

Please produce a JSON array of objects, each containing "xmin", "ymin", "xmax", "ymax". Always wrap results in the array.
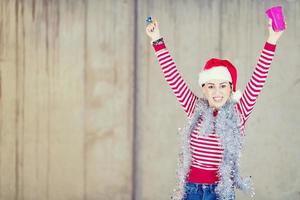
[{"xmin": 198, "ymin": 58, "xmax": 242, "ymax": 102}]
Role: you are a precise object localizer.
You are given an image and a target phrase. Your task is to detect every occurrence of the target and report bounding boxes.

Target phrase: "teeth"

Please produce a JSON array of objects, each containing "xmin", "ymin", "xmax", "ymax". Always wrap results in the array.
[{"xmin": 213, "ymin": 97, "xmax": 223, "ymax": 101}]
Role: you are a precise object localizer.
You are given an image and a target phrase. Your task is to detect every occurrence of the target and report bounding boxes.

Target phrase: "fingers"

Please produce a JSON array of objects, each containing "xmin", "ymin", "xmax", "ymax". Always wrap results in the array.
[
  {"xmin": 267, "ymin": 18, "xmax": 274, "ymax": 34},
  {"xmin": 146, "ymin": 24, "xmax": 153, "ymax": 33},
  {"xmin": 268, "ymin": 18, "xmax": 272, "ymax": 25},
  {"xmin": 268, "ymin": 18, "xmax": 272, "ymax": 28},
  {"xmin": 146, "ymin": 22, "xmax": 157, "ymax": 33},
  {"xmin": 145, "ymin": 18, "xmax": 160, "ymax": 39},
  {"xmin": 153, "ymin": 18, "xmax": 158, "ymax": 28}
]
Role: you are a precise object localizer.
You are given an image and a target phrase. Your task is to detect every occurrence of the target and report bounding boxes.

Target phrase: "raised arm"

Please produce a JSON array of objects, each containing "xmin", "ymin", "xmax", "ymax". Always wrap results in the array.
[
  {"xmin": 237, "ymin": 18, "xmax": 286, "ymax": 124},
  {"xmin": 146, "ymin": 19, "xmax": 198, "ymax": 117}
]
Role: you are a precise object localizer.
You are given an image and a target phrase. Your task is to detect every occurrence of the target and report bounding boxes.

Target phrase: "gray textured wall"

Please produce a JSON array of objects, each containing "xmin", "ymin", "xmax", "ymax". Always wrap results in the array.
[{"xmin": 0, "ymin": 0, "xmax": 299, "ymax": 200}]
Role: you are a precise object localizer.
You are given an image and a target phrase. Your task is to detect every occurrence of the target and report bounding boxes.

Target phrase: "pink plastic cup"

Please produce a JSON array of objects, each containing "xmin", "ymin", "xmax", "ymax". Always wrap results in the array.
[{"xmin": 265, "ymin": 5, "xmax": 286, "ymax": 32}]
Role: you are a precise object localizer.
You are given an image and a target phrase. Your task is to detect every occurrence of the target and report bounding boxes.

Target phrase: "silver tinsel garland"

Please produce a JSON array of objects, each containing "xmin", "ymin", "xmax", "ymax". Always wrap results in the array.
[{"xmin": 171, "ymin": 98, "xmax": 254, "ymax": 200}]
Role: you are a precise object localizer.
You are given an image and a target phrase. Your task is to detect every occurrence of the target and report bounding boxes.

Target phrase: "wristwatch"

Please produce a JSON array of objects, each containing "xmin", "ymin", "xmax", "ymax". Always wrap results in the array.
[{"xmin": 152, "ymin": 37, "xmax": 164, "ymax": 45}]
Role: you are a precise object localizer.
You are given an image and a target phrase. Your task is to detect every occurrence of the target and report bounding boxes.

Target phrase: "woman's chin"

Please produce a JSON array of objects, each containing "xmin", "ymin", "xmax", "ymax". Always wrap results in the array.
[{"xmin": 209, "ymin": 100, "xmax": 227, "ymax": 109}]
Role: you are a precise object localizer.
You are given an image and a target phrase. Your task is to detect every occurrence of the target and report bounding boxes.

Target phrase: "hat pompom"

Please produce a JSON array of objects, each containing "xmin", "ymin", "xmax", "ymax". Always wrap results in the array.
[{"xmin": 231, "ymin": 90, "xmax": 242, "ymax": 102}]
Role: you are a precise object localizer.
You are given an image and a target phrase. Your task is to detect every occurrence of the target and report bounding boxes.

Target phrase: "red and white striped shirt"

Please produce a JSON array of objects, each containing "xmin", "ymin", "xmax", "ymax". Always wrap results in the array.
[{"xmin": 153, "ymin": 40, "xmax": 276, "ymax": 184}]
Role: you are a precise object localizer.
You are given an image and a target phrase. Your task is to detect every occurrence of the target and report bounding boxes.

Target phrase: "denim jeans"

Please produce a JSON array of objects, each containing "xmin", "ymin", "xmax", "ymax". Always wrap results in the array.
[{"xmin": 183, "ymin": 182, "xmax": 235, "ymax": 200}]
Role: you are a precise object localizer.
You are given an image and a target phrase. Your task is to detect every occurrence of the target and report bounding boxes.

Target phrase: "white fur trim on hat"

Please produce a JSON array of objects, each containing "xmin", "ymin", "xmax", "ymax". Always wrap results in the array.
[
  {"xmin": 231, "ymin": 90, "xmax": 242, "ymax": 102},
  {"xmin": 198, "ymin": 66, "xmax": 232, "ymax": 86}
]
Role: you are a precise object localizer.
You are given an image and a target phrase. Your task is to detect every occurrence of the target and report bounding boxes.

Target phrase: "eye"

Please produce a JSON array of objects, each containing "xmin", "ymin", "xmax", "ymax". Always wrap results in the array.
[
  {"xmin": 208, "ymin": 85, "xmax": 214, "ymax": 89},
  {"xmin": 221, "ymin": 84, "xmax": 227, "ymax": 88}
]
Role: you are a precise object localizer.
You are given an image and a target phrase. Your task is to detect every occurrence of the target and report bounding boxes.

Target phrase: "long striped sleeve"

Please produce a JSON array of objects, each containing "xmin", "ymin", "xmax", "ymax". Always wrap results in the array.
[
  {"xmin": 153, "ymin": 39, "xmax": 198, "ymax": 117},
  {"xmin": 237, "ymin": 42, "xmax": 277, "ymax": 124}
]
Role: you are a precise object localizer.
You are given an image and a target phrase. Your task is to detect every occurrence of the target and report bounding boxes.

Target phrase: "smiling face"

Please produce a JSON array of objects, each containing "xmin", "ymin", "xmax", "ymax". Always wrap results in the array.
[{"xmin": 201, "ymin": 79, "xmax": 232, "ymax": 110}]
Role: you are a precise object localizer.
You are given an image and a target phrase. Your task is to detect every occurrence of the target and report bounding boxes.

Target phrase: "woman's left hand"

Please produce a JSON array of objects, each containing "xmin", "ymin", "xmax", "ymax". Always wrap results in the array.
[{"xmin": 267, "ymin": 18, "xmax": 286, "ymax": 44}]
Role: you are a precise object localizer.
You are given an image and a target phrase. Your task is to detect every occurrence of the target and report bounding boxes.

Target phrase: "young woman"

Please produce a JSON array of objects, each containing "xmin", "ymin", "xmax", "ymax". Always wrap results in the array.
[{"xmin": 146, "ymin": 18, "xmax": 285, "ymax": 200}]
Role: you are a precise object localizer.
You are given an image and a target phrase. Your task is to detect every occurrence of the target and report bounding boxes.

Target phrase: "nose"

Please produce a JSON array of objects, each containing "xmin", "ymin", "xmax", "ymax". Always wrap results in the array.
[{"xmin": 213, "ymin": 87, "xmax": 222, "ymax": 95}]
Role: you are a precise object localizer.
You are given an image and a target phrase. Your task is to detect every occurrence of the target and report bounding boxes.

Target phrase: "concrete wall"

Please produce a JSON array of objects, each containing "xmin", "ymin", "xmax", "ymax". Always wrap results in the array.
[
  {"xmin": 0, "ymin": 0, "xmax": 133, "ymax": 199},
  {"xmin": 0, "ymin": 0, "xmax": 299, "ymax": 200}
]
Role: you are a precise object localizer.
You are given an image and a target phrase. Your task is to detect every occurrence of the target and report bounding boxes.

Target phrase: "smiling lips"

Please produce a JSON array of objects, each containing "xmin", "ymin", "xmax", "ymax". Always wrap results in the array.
[{"xmin": 213, "ymin": 96, "xmax": 223, "ymax": 102}]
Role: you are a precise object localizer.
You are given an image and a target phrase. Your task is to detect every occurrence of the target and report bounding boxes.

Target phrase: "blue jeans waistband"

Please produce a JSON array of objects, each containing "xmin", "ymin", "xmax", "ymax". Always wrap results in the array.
[{"xmin": 185, "ymin": 182, "xmax": 217, "ymax": 192}]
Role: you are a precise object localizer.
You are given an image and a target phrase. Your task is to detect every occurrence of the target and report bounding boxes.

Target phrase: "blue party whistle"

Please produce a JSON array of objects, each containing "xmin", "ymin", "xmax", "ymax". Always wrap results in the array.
[{"xmin": 146, "ymin": 16, "xmax": 153, "ymax": 25}]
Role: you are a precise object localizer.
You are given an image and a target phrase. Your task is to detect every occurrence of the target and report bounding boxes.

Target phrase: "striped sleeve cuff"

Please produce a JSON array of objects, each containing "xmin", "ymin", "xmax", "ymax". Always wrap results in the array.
[
  {"xmin": 264, "ymin": 42, "xmax": 276, "ymax": 52},
  {"xmin": 152, "ymin": 38, "xmax": 166, "ymax": 52}
]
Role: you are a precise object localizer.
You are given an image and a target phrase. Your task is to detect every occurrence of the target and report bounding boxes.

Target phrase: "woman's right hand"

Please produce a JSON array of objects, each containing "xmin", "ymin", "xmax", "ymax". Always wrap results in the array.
[{"xmin": 145, "ymin": 19, "xmax": 161, "ymax": 42}]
